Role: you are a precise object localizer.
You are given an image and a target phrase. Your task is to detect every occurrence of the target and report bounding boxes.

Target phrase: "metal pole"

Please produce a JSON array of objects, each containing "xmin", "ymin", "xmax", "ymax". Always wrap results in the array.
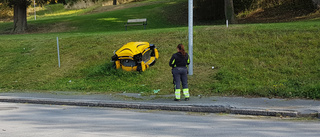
[
  {"xmin": 226, "ymin": 20, "xmax": 229, "ymax": 28},
  {"xmin": 57, "ymin": 37, "xmax": 61, "ymax": 68},
  {"xmin": 34, "ymin": 0, "xmax": 36, "ymax": 20},
  {"xmin": 188, "ymin": 0, "xmax": 193, "ymax": 75}
]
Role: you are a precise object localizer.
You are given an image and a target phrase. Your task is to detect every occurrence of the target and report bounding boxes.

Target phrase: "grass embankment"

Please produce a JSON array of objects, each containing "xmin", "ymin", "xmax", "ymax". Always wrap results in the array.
[{"xmin": 0, "ymin": 0, "xmax": 319, "ymax": 99}]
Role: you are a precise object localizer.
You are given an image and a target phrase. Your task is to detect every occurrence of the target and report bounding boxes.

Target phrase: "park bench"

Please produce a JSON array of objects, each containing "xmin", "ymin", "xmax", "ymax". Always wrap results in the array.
[{"xmin": 125, "ymin": 18, "xmax": 147, "ymax": 31}]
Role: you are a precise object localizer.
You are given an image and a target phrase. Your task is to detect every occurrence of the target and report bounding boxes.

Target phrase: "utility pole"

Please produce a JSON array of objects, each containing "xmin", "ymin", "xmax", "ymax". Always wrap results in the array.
[
  {"xmin": 34, "ymin": 0, "xmax": 36, "ymax": 20},
  {"xmin": 57, "ymin": 37, "xmax": 61, "ymax": 68},
  {"xmin": 188, "ymin": 0, "xmax": 193, "ymax": 75}
]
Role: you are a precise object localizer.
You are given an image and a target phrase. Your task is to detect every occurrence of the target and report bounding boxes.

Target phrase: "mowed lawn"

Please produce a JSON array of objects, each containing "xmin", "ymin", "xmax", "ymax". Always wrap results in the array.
[{"xmin": 0, "ymin": 0, "xmax": 319, "ymax": 99}]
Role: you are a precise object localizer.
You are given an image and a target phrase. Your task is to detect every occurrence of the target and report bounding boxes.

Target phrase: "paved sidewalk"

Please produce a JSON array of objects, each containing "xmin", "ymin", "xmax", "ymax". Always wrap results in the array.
[{"xmin": 0, "ymin": 91, "xmax": 319, "ymax": 118}]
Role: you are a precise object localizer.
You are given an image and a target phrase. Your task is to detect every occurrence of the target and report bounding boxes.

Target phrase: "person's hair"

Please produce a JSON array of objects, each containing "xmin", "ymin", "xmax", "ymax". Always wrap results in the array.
[{"xmin": 177, "ymin": 44, "xmax": 186, "ymax": 57}]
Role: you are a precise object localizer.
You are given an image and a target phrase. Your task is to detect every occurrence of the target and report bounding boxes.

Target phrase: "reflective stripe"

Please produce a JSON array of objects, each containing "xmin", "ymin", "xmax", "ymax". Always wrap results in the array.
[
  {"xmin": 175, "ymin": 89, "xmax": 181, "ymax": 99},
  {"xmin": 187, "ymin": 58, "xmax": 190, "ymax": 64},
  {"xmin": 172, "ymin": 59, "xmax": 175, "ymax": 65},
  {"xmin": 183, "ymin": 88, "xmax": 189, "ymax": 98}
]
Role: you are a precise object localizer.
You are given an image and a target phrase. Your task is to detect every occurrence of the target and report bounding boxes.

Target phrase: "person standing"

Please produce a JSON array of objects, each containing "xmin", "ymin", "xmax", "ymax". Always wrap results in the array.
[{"xmin": 169, "ymin": 44, "xmax": 190, "ymax": 101}]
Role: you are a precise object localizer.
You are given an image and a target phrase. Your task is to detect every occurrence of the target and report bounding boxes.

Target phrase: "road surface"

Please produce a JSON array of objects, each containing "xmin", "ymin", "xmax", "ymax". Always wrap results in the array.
[{"xmin": 0, "ymin": 102, "xmax": 319, "ymax": 137}]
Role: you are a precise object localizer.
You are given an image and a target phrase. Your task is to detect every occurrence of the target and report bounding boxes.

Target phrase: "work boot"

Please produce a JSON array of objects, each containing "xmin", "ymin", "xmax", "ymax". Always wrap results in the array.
[
  {"xmin": 185, "ymin": 98, "xmax": 189, "ymax": 101},
  {"xmin": 174, "ymin": 98, "xmax": 180, "ymax": 101}
]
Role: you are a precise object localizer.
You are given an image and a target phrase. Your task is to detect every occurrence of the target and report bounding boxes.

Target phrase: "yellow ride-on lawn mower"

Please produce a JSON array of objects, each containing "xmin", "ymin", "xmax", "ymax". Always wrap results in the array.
[{"xmin": 111, "ymin": 42, "xmax": 159, "ymax": 72}]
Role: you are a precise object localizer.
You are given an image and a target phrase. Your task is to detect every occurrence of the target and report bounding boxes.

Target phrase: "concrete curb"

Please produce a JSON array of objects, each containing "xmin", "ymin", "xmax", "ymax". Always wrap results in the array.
[
  {"xmin": 0, "ymin": 98, "xmax": 315, "ymax": 118},
  {"xmin": 229, "ymin": 108, "xmax": 298, "ymax": 117}
]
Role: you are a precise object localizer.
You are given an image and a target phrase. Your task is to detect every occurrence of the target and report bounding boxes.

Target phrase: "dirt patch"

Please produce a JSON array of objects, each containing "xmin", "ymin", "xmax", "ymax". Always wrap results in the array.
[
  {"xmin": 238, "ymin": 6, "xmax": 320, "ymax": 23},
  {"xmin": 85, "ymin": 1, "xmax": 163, "ymax": 15},
  {"xmin": 26, "ymin": 22, "xmax": 76, "ymax": 34},
  {"xmin": 65, "ymin": 0, "xmax": 96, "ymax": 9},
  {"xmin": 0, "ymin": 22, "xmax": 75, "ymax": 35}
]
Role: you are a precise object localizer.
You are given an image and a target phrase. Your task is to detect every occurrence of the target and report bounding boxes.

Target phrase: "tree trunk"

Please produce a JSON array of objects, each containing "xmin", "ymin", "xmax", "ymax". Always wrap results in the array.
[
  {"xmin": 224, "ymin": 0, "xmax": 237, "ymax": 24},
  {"xmin": 113, "ymin": 0, "xmax": 117, "ymax": 5},
  {"xmin": 314, "ymin": 0, "xmax": 320, "ymax": 8},
  {"xmin": 12, "ymin": 4, "xmax": 27, "ymax": 33}
]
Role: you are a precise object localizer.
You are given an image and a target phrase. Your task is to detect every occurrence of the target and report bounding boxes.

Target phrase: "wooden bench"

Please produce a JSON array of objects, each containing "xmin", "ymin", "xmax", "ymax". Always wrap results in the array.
[{"xmin": 124, "ymin": 18, "xmax": 147, "ymax": 31}]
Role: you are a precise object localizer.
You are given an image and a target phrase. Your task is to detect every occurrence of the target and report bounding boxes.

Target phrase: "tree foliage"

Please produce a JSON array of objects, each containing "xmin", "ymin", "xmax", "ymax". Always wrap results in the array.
[
  {"xmin": 6, "ymin": 0, "xmax": 31, "ymax": 7},
  {"xmin": 194, "ymin": 0, "xmax": 225, "ymax": 21}
]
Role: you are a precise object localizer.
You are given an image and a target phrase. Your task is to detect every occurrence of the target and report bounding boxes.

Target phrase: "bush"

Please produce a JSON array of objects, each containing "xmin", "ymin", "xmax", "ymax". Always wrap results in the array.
[{"xmin": 0, "ymin": 2, "xmax": 13, "ymax": 20}]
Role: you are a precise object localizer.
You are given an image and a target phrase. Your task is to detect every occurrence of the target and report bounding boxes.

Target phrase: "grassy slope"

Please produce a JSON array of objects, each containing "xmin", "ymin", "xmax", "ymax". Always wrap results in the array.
[{"xmin": 0, "ymin": 0, "xmax": 319, "ymax": 99}]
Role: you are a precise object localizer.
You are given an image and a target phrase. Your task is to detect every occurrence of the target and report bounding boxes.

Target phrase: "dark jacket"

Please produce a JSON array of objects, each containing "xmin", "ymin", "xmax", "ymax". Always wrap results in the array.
[{"xmin": 169, "ymin": 52, "xmax": 190, "ymax": 68}]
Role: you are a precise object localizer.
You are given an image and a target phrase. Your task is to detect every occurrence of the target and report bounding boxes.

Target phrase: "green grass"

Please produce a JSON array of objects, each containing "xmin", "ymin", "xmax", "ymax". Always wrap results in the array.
[
  {"xmin": 28, "ymin": 4, "xmax": 97, "ymax": 20},
  {"xmin": 0, "ymin": 0, "xmax": 319, "ymax": 99},
  {"xmin": 0, "ymin": 1, "xmax": 178, "ymax": 33}
]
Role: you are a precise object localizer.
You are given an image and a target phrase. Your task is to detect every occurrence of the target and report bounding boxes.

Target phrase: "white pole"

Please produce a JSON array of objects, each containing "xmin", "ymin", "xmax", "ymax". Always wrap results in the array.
[
  {"xmin": 57, "ymin": 37, "xmax": 61, "ymax": 68},
  {"xmin": 34, "ymin": 0, "xmax": 36, "ymax": 20},
  {"xmin": 188, "ymin": 0, "xmax": 193, "ymax": 76},
  {"xmin": 226, "ymin": 20, "xmax": 229, "ymax": 28}
]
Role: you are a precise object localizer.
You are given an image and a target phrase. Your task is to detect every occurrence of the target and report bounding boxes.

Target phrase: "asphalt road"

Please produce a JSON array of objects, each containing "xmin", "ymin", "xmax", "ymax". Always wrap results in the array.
[{"xmin": 0, "ymin": 102, "xmax": 319, "ymax": 137}]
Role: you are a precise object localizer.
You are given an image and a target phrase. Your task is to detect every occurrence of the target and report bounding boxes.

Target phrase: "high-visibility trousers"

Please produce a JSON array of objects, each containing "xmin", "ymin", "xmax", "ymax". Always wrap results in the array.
[{"xmin": 172, "ymin": 67, "xmax": 189, "ymax": 99}]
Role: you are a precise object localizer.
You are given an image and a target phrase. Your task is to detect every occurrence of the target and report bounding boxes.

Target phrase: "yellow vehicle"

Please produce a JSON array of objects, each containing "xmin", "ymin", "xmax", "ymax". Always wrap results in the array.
[{"xmin": 111, "ymin": 42, "xmax": 159, "ymax": 72}]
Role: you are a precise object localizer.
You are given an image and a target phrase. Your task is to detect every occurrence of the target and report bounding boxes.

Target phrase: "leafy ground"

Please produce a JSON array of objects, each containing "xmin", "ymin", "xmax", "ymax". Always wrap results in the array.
[
  {"xmin": 0, "ymin": 0, "xmax": 319, "ymax": 99},
  {"xmin": 238, "ymin": 6, "xmax": 320, "ymax": 23}
]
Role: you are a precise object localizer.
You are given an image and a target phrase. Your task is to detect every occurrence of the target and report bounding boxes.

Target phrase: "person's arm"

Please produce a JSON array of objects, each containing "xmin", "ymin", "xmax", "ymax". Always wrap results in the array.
[
  {"xmin": 186, "ymin": 54, "xmax": 190, "ymax": 65},
  {"xmin": 169, "ymin": 54, "xmax": 175, "ymax": 67}
]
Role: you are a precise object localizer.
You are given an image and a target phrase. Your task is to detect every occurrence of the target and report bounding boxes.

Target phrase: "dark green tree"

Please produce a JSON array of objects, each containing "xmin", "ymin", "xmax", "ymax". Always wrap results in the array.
[{"xmin": 57, "ymin": 0, "xmax": 66, "ymax": 4}]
